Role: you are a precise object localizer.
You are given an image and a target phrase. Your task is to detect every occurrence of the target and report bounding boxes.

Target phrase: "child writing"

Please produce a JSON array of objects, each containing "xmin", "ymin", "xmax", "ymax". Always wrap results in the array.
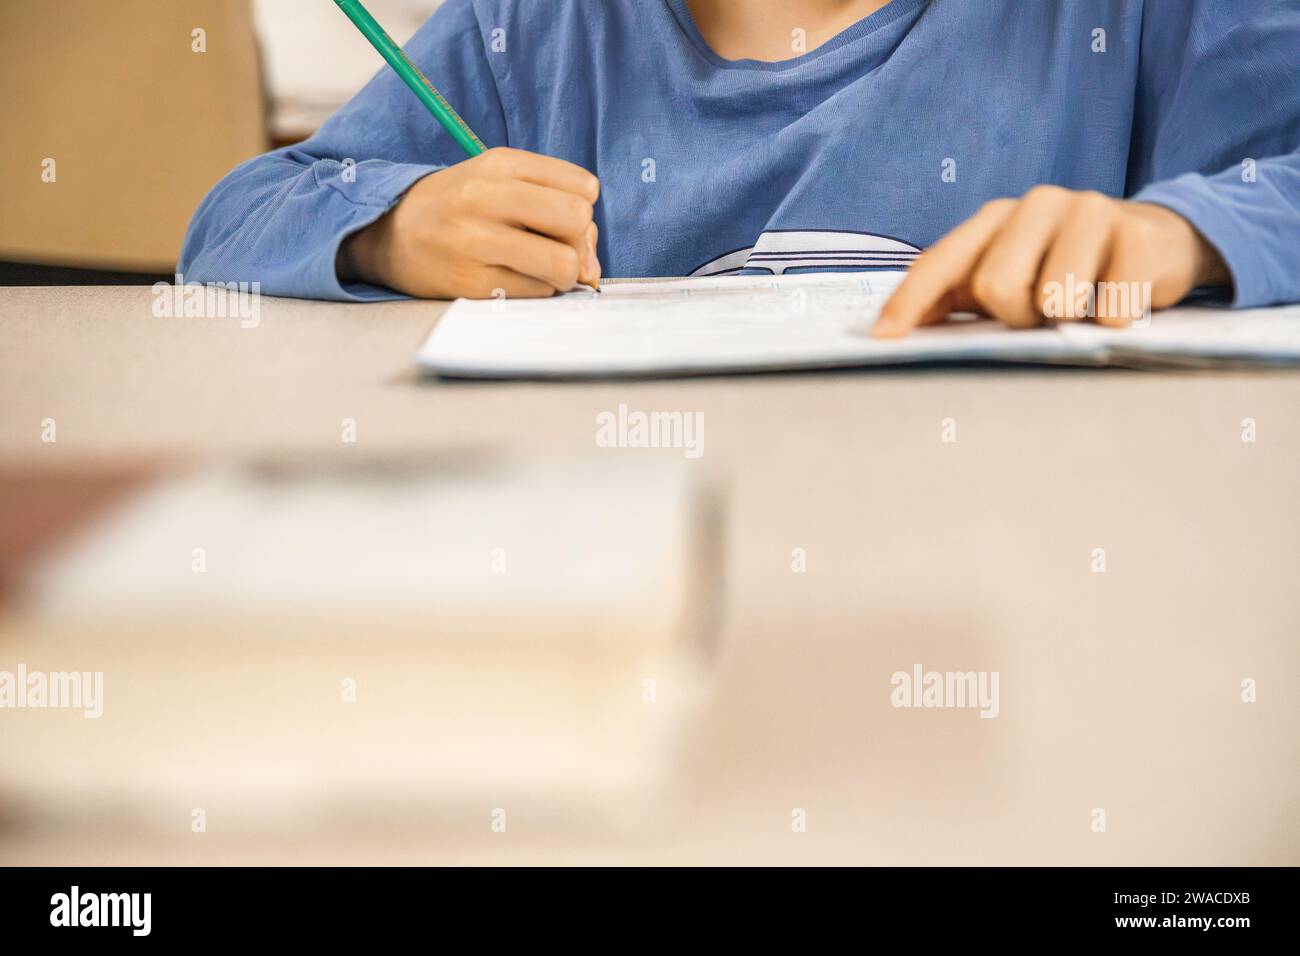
[{"xmin": 181, "ymin": 0, "xmax": 1300, "ymax": 335}]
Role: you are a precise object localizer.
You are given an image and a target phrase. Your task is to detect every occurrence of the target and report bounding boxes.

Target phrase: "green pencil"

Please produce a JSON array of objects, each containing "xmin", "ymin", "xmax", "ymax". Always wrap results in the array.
[{"xmin": 333, "ymin": 0, "xmax": 487, "ymax": 156}]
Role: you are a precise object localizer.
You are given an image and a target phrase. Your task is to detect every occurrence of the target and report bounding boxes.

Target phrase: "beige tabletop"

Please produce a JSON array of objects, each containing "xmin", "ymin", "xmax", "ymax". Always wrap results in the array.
[{"xmin": 1, "ymin": 286, "xmax": 1297, "ymax": 865}]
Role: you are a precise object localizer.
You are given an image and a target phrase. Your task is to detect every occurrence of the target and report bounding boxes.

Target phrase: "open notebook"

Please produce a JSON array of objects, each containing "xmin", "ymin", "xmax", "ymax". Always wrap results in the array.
[{"xmin": 416, "ymin": 272, "xmax": 1300, "ymax": 379}]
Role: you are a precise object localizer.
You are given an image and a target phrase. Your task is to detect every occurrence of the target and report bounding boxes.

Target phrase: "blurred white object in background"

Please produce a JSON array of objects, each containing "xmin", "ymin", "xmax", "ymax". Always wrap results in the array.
[
  {"xmin": 4, "ymin": 454, "xmax": 724, "ymax": 834},
  {"xmin": 254, "ymin": 0, "xmax": 445, "ymax": 140}
]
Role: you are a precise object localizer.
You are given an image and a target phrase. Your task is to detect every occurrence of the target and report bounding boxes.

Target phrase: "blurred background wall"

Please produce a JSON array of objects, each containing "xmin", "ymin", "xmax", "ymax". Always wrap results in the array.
[
  {"xmin": 256, "ymin": 0, "xmax": 443, "ymax": 143},
  {"xmin": 0, "ymin": 0, "xmax": 443, "ymax": 281}
]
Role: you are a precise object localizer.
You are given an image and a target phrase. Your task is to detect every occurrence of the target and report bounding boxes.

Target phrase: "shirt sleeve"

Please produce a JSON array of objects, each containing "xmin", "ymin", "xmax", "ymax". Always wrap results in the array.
[
  {"xmin": 1125, "ymin": 0, "xmax": 1300, "ymax": 308},
  {"xmin": 178, "ymin": 0, "xmax": 507, "ymax": 302}
]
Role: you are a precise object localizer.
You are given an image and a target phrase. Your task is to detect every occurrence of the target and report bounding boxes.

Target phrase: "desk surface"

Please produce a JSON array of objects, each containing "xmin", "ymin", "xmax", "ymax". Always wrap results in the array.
[{"xmin": 1, "ymin": 286, "xmax": 1297, "ymax": 865}]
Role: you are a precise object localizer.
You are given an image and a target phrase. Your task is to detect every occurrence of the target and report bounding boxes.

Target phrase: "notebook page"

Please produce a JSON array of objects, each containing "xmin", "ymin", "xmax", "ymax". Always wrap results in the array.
[
  {"xmin": 1058, "ymin": 303, "xmax": 1300, "ymax": 364},
  {"xmin": 416, "ymin": 272, "xmax": 1097, "ymax": 378}
]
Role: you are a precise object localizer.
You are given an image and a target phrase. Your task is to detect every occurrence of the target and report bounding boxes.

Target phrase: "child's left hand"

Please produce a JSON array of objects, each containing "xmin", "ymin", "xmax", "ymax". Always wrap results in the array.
[{"xmin": 871, "ymin": 187, "xmax": 1229, "ymax": 337}]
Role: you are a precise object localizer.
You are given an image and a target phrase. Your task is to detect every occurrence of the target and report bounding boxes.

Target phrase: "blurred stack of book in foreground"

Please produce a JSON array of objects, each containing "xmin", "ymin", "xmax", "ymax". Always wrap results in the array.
[{"xmin": 0, "ymin": 454, "xmax": 724, "ymax": 835}]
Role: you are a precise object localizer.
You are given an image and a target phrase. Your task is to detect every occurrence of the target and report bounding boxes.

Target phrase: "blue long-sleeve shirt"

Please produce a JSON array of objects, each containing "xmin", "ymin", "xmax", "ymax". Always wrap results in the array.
[{"xmin": 180, "ymin": 0, "xmax": 1300, "ymax": 305}]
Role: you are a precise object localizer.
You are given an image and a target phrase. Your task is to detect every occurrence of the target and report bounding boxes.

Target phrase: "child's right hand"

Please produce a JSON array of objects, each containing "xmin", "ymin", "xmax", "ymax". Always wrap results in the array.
[{"xmin": 338, "ymin": 147, "xmax": 601, "ymax": 299}]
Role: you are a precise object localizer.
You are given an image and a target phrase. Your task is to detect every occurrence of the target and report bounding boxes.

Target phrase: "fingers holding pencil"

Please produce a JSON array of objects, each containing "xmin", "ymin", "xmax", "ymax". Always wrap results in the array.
[{"xmin": 339, "ymin": 148, "xmax": 602, "ymax": 299}]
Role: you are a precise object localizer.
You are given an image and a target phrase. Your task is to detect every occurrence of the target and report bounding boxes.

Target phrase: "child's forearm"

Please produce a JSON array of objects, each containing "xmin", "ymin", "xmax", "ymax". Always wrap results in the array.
[{"xmin": 181, "ymin": 0, "xmax": 516, "ymax": 302}]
